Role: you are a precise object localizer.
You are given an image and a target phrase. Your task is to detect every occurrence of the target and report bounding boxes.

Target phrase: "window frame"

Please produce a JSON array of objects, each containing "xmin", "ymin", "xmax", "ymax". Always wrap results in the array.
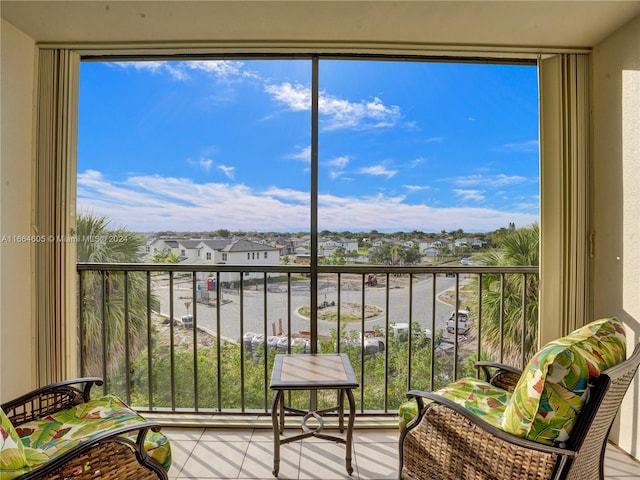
[{"xmin": 36, "ymin": 48, "xmax": 589, "ymax": 380}]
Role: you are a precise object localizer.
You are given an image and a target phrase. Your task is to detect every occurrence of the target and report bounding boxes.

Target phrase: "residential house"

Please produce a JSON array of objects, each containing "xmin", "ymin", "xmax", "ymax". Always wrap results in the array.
[
  {"xmin": 2, "ymin": 0, "xmax": 639, "ymax": 462},
  {"xmin": 470, "ymin": 238, "xmax": 487, "ymax": 249},
  {"xmin": 147, "ymin": 238, "xmax": 180, "ymax": 259},
  {"xmin": 421, "ymin": 246, "xmax": 440, "ymax": 259},
  {"xmin": 319, "ymin": 238, "xmax": 359, "ymax": 257},
  {"xmin": 151, "ymin": 237, "xmax": 281, "ymax": 282},
  {"xmin": 221, "ymin": 239, "xmax": 281, "ymax": 282},
  {"xmin": 175, "ymin": 239, "xmax": 205, "ymax": 261},
  {"xmin": 428, "ymin": 239, "xmax": 454, "ymax": 255},
  {"xmin": 196, "ymin": 239, "xmax": 231, "ymax": 264},
  {"xmin": 454, "ymin": 237, "xmax": 472, "ymax": 249}
]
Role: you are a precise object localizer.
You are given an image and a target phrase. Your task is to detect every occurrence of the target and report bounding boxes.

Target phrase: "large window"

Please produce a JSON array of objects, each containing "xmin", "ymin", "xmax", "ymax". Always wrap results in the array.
[
  {"xmin": 76, "ymin": 55, "xmax": 541, "ymax": 405},
  {"xmin": 78, "ymin": 57, "xmax": 539, "ymax": 246}
]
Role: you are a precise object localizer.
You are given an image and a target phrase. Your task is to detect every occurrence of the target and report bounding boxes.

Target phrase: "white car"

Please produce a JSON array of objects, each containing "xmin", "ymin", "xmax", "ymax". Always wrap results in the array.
[
  {"xmin": 391, "ymin": 323, "xmax": 432, "ymax": 340},
  {"xmin": 445, "ymin": 309, "xmax": 471, "ymax": 335}
]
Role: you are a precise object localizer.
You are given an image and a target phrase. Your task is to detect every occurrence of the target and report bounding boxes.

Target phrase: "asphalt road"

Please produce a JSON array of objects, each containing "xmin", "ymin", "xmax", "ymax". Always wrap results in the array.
[{"xmin": 156, "ymin": 274, "xmax": 466, "ymax": 343}]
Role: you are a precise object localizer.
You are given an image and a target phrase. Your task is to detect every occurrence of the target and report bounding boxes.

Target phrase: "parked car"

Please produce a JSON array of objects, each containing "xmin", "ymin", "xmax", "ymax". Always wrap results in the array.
[
  {"xmin": 391, "ymin": 322, "xmax": 432, "ymax": 341},
  {"xmin": 445, "ymin": 309, "xmax": 471, "ymax": 335}
]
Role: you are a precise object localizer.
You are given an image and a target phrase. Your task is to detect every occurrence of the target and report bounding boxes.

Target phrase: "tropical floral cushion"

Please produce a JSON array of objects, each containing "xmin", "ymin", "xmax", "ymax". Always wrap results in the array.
[
  {"xmin": 1, "ymin": 407, "xmax": 32, "ymax": 480},
  {"xmin": 501, "ymin": 317, "xmax": 626, "ymax": 446},
  {"xmin": 398, "ymin": 398, "xmax": 419, "ymax": 431},
  {"xmin": 13, "ymin": 394, "xmax": 172, "ymax": 473},
  {"xmin": 398, "ymin": 378, "xmax": 511, "ymax": 431},
  {"xmin": 435, "ymin": 377, "xmax": 510, "ymax": 428}
]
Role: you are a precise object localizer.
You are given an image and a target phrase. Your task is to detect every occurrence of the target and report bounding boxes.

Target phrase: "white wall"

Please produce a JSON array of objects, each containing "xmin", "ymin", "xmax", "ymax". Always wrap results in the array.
[
  {"xmin": 592, "ymin": 14, "xmax": 640, "ymax": 459},
  {"xmin": 0, "ymin": 19, "xmax": 36, "ymax": 401}
]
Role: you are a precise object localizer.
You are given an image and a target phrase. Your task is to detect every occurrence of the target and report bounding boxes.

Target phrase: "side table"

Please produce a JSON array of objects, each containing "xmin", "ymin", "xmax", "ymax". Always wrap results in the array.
[{"xmin": 269, "ymin": 353, "xmax": 359, "ymax": 477}]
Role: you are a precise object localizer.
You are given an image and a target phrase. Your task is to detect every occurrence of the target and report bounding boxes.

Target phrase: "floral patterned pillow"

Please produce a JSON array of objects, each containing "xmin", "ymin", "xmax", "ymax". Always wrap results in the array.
[
  {"xmin": 398, "ymin": 378, "xmax": 511, "ymax": 431},
  {"xmin": 501, "ymin": 317, "xmax": 626, "ymax": 446},
  {"xmin": 1, "ymin": 407, "xmax": 32, "ymax": 479},
  {"xmin": 16, "ymin": 394, "xmax": 172, "ymax": 472}
]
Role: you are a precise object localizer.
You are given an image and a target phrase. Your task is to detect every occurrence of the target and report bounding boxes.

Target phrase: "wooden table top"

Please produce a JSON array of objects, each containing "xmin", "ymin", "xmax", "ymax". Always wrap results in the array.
[{"xmin": 270, "ymin": 353, "xmax": 359, "ymax": 390}]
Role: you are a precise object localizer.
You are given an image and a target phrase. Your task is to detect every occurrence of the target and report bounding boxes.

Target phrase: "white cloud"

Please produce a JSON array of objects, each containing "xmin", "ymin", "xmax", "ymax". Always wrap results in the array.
[
  {"xmin": 359, "ymin": 165, "xmax": 397, "ymax": 178},
  {"xmin": 114, "ymin": 60, "xmax": 254, "ymax": 82},
  {"xmin": 265, "ymin": 82, "xmax": 310, "ymax": 111},
  {"xmin": 497, "ymin": 140, "xmax": 539, "ymax": 152},
  {"xmin": 116, "ymin": 63, "xmax": 402, "ymax": 131},
  {"xmin": 453, "ymin": 189, "xmax": 485, "ymax": 202},
  {"xmin": 325, "ymin": 156, "xmax": 350, "ymax": 181},
  {"xmin": 451, "ymin": 174, "xmax": 527, "ymax": 187},
  {"xmin": 320, "ymin": 95, "xmax": 401, "ymax": 130},
  {"xmin": 186, "ymin": 61, "xmax": 245, "ymax": 78},
  {"xmin": 262, "ymin": 187, "xmax": 310, "ymax": 205},
  {"xmin": 408, "ymin": 157, "xmax": 426, "ymax": 168},
  {"xmin": 187, "ymin": 157, "xmax": 214, "ymax": 172},
  {"xmin": 404, "ymin": 185, "xmax": 431, "ymax": 192},
  {"xmin": 287, "ymin": 146, "xmax": 311, "ymax": 163},
  {"xmin": 326, "ymin": 156, "xmax": 350, "ymax": 169},
  {"xmin": 164, "ymin": 64, "xmax": 190, "ymax": 81},
  {"xmin": 265, "ymin": 82, "xmax": 402, "ymax": 130},
  {"xmin": 199, "ymin": 158, "xmax": 213, "ymax": 171},
  {"xmin": 422, "ymin": 137, "xmax": 444, "ymax": 144},
  {"xmin": 77, "ymin": 170, "xmax": 538, "ymax": 233},
  {"xmin": 217, "ymin": 165, "xmax": 235, "ymax": 179},
  {"xmin": 114, "ymin": 61, "xmax": 165, "ymax": 73}
]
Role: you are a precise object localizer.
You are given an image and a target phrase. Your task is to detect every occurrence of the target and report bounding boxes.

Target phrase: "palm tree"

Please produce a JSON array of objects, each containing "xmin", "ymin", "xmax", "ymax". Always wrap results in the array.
[
  {"xmin": 77, "ymin": 213, "xmax": 153, "ymax": 378},
  {"xmin": 474, "ymin": 223, "xmax": 539, "ymax": 366},
  {"xmin": 390, "ymin": 244, "xmax": 404, "ymax": 265}
]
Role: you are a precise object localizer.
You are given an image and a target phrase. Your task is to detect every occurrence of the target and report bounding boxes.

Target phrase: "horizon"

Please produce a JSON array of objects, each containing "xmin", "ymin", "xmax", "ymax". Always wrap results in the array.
[
  {"xmin": 131, "ymin": 228, "xmax": 500, "ymax": 238},
  {"xmin": 78, "ymin": 58, "xmax": 540, "ymax": 234}
]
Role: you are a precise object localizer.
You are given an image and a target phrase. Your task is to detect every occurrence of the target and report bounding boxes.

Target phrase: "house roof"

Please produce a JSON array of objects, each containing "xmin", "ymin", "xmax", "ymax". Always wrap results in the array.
[
  {"xmin": 222, "ymin": 239, "xmax": 280, "ymax": 253},
  {"xmin": 178, "ymin": 239, "xmax": 205, "ymax": 249},
  {"xmin": 198, "ymin": 239, "xmax": 232, "ymax": 250}
]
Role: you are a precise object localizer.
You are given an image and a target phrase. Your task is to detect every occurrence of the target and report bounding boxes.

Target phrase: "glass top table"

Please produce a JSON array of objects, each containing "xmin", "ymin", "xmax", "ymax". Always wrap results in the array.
[{"xmin": 269, "ymin": 353, "xmax": 359, "ymax": 476}]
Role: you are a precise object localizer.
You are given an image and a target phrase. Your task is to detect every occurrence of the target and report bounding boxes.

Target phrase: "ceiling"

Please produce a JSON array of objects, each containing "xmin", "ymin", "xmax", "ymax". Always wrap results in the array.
[{"xmin": 2, "ymin": 1, "xmax": 640, "ymax": 52}]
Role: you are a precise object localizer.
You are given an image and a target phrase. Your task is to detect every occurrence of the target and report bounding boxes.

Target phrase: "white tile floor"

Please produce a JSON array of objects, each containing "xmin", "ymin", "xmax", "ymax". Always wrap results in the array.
[{"xmin": 162, "ymin": 426, "xmax": 640, "ymax": 480}]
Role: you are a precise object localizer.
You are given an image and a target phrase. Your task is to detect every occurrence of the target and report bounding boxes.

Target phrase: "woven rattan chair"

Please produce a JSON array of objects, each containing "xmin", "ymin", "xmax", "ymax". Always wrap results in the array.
[
  {"xmin": 1, "ymin": 378, "xmax": 169, "ymax": 480},
  {"xmin": 399, "ymin": 341, "xmax": 640, "ymax": 480}
]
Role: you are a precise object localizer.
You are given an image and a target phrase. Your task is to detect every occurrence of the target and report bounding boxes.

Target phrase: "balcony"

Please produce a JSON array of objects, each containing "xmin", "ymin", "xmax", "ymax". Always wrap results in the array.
[{"xmin": 78, "ymin": 263, "xmax": 538, "ymax": 416}]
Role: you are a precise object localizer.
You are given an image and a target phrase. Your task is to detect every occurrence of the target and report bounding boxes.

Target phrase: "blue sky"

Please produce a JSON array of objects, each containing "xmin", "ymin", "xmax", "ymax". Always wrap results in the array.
[{"xmin": 78, "ymin": 58, "xmax": 539, "ymax": 233}]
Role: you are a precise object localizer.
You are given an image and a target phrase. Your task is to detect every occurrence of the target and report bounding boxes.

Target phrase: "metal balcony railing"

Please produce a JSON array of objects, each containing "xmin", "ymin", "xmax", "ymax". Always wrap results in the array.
[{"xmin": 77, "ymin": 263, "xmax": 538, "ymax": 417}]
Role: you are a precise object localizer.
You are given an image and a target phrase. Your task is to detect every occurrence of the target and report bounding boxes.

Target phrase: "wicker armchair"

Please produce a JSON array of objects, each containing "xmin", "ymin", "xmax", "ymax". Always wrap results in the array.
[
  {"xmin": 399, "ymin": 340, "xmax": 640, "ymax": 480},
  {"xmin": 1, "ymin": 378, "xmax": 170, "ymax": 480}
]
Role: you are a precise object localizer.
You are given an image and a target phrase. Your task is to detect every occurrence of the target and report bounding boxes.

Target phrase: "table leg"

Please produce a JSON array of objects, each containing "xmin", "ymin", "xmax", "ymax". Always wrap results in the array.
[
  {"xmin": 279, "ymin": 391, "xmax": 285, "ymax": 433},
  {"xmin": 271, "ymin": 390, "xmax": 283, "ymax": 476},
  {"xmin": 345, "ymin": 388, "xmax": 356, "ymax": 475},
  {"xmin": 338, "ymin": 389, "xmax": 345, "ymax": 433}
]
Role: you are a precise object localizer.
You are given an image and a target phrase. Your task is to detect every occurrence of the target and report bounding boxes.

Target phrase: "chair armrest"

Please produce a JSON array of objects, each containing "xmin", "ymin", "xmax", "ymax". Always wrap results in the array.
[
  {"xmin": 18, "ymin": 421, "xmax": 168, "ymax": 480},
  {"xmin": 475, "ymin": 361, "xmax": 522, "ymax": 376},
  {"xmin": 474, "ymin": 361, "xmax": 523, "ymax": 392},
  {"xmin": 401, "ymin": 390, "xmax": 575, "ymax": 480},
  {"xmin": 1, "ymin": 378, "xmax": 103, "ymax": 426}
]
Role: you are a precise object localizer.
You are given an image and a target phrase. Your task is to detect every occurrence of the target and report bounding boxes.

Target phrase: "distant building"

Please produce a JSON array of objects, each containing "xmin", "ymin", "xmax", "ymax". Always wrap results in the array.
[
  {"xmin": 220, "ymin": 239, "xmax": 280, "ymax": 281},
  {"xmin": 146, "ymin": 236, "xmax": 280, "ymax": 282}
]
